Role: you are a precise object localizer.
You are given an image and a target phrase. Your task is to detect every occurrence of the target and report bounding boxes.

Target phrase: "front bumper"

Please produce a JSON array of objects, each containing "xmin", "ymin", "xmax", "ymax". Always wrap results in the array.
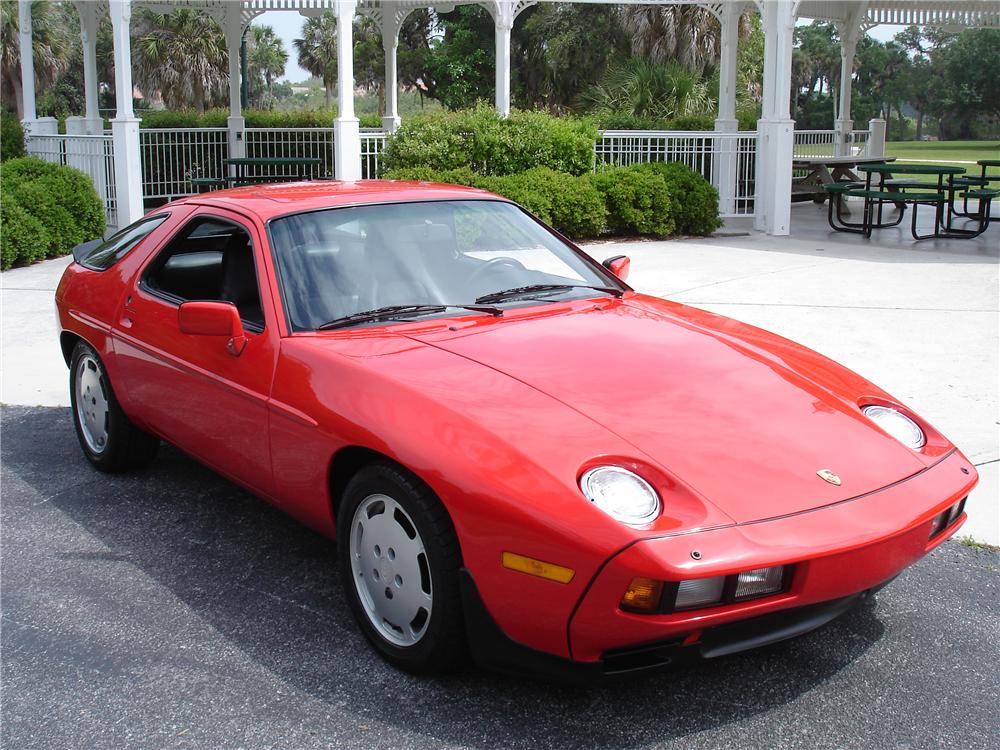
[
  {"xmin": 569, "ymin": 449, "xmax": 976, "ymax": 662},
  {"xmin": 462, "ymin": 449, "xmax": 976, "ymax": 681}
]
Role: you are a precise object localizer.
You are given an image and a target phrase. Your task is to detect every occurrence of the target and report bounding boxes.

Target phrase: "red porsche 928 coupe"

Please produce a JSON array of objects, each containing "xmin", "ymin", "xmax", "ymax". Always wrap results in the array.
[{"xmin": 56, "ymin": 181, "xmax": 977, "ymax": 680}]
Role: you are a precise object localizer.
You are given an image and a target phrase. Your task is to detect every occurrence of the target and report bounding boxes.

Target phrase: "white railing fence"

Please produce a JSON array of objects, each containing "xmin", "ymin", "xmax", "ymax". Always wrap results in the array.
[
  {"xmin": 25, "ymin": 124, "xmax": 882, "ymax": 228},
  {"xmin": 25, "ymin": 134, "xmax": 118, "ymax": 227},
  {"xmin": 139, "ymin": 127, "xmax": 229, "ymax": 202},
  {"xmin": 360, "ymin": 129, "xmax": 387, "ymax": 179},
  {"xmin": 851, "ymin": 129, "xmax": 871, "ymax": 157},
  {"xmin": 793, "ymin": 129, "xmax": 872, "ymax": 158},
  {"xmin": 138, "ymin": 127, "xmax": 388, "ymax": 202},
  {"xmin": 594, "ymin": 130, "xmax": 758, "ymax": 216}
]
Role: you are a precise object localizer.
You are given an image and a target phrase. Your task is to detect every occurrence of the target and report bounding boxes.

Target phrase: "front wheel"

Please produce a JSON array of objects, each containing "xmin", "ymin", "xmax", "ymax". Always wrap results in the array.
[
  {"xmin": 69, "ymin": 341, "xmax": 159, "ymax": 472},
  {"xmin": 337, "ymin": 461, "xmax": 465, "ymax": 674}
]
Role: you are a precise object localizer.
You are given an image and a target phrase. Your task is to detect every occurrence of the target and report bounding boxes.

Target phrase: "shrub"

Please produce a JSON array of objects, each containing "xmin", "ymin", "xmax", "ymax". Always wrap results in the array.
[
  {"xmin": 634, "ymin": 161, "xmax": 721, "ymax": 236},
  {"xmin": 591, "ymin": 166, "xmax": 675, "ymax": 237},
  {"xmin": 0, "ymin": 157, "xmax": 106, "ymax": 269},
  {"xmin": 0, "ymin": 186, "xmax": 49, "ymax": 268},
  {"xmin": 382, "ymin": 166, "xmax": 480, "ymax": 185},
  {"xmin": 384, "ymin": 165, "xmax": 606, "ymax": 239},
  {"xmin": 381, "ymin": 105, "xmax": 597, "ymax": 177},
  {"xmin": 137, "ymin": 109, "xmax": 383, "ymax": 129},
  {"xmin": 1, "ymin": 111, "xmax": 26, "ymax": 161}
]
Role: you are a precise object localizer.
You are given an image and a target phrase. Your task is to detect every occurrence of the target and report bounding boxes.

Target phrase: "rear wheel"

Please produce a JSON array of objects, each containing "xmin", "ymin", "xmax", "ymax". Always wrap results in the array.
[
  {"xmin": 69, "ymin": 341, "xmax": 159, "ymax": 472},
  {"xmin": 337, "ymin": 461, "xmax": 465, "ymax": 674}
]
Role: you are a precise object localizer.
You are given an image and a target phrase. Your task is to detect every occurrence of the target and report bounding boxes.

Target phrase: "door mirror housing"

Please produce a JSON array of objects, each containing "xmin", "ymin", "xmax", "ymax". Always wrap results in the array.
[
  {"xmin": 178, "ymin": 301, "xmax": 247, "ymax": 356},
  {"xmin": 602, "ymin": 255, "xmax": 631, "ymax": 282}
]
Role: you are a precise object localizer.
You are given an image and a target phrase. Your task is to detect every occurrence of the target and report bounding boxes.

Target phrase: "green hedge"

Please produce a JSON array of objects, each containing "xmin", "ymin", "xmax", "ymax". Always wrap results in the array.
[
  {"xmin": 381, "ymin": 105, "xmax": 598, "ymax": 177},
  {"xmin": 383, "ymin": 160, "xmax": 719, "ymax": 240},
  {"xmin": 633, "ymin": 162, "xmax": 722, "ymax": 236},
  {"xmin": 591, "ymin": 167, "xmax": 675, "ymax": 237},
  {"xmin": 0, "ymin": 157, "xmax": 106, "ymax": 270},
  {"xmin": 1, "ymin": 111, "xmax": 26, "ymax": 162},
  {"xmin": 136, "ymin": 109, "xmax": 383, "ymax": 129},
  {"xmin": 384, "ymin": 165, "xmax": 606, "ymax": 238}
]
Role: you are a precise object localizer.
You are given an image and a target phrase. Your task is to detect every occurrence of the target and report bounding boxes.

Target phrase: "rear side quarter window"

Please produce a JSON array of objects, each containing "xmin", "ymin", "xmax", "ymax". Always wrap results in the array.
[{"xmin": 77, "ymin": 214, "xmax": 169, "ymax": 271}]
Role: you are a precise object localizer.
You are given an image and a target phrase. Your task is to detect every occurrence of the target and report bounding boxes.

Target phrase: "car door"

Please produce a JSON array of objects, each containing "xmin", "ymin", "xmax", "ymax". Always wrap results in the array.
[{"xmin": 112, "ymin": 207, "xmax": 278, "ymax": 496}]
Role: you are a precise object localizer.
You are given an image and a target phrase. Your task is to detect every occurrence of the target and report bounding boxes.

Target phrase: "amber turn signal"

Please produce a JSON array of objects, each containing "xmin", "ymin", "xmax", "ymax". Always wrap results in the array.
[
  {"xmin": 620, "ymin": 577, "xmax": 665, "ymax": 611},
  {"xmin": 501, "ymin": 552, "xmax": 575, "ymax": 583}
]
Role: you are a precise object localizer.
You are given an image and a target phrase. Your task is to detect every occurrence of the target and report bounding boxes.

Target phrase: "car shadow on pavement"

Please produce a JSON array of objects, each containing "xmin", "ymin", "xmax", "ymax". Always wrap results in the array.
[{"xmin": 2, "ymin": 406, "xmax": 886, "ymax": 750}]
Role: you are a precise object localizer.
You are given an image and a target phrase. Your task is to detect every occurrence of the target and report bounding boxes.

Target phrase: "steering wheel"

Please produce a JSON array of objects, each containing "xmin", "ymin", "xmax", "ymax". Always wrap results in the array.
[{"xmin": 465, "ymin": 257, "xmax": 526, "ymax": 290}]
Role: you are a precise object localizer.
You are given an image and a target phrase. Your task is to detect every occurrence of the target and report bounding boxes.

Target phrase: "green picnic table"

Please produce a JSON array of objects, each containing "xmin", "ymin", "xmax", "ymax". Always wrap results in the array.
[
  {"xmin": 852, "ymin": 162, "xmax": 994, "ymax": 239},
  {"xmin": 191, "ymin": 156, "xmax": 322, "ymax": 193}
]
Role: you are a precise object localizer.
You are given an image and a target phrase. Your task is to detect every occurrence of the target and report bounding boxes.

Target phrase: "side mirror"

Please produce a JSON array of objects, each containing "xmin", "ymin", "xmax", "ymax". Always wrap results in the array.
[
  {"xmin": 178, "ymin": 301, "xmax": 247, "ymax": 356},
  {"xmin": 602, "ymin": 255, "xmax": 630, "ymax": 282}
]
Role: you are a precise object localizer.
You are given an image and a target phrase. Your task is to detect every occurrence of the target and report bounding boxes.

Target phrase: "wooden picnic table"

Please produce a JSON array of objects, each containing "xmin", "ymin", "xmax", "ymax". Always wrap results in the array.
[{"xmin": 792, "ymin": 155, "xmax": 897, "ymax": 203}]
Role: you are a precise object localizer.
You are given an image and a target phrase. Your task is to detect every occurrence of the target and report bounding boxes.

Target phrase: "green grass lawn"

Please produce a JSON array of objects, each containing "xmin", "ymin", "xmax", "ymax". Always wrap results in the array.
[{"xmin": 884, "ymin": 140, "xmax": 1000, "ymax": 182}]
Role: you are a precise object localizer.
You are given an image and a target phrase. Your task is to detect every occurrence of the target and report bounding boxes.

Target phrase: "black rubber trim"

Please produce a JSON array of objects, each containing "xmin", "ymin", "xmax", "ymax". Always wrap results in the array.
[
  {"xmin": 459, "ymin": 568, "xmax": 603, "ymax": 685},
  {"xmin": 461, "ymin": 568, "xmax": 894, "ymax": 683}
]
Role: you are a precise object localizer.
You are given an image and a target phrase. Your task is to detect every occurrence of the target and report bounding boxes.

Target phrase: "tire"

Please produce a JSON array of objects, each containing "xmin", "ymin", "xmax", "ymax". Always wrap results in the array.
[
  {"xmin": 337, "ymin": 461, "xmax": 466, "ymax": 674},
  {"xmin": 69, "ymin": 341, "xmax": 160, "ymax": 473}
]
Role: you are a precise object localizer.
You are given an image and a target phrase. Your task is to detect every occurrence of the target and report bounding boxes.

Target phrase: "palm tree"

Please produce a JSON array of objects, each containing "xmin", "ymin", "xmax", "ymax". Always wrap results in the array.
[
  {"xmin": 617, "ymin": 5, "xmax": 754, "ymax": 75},
  {"xmin": 247, "ymin": 24, "xmax": 287, "ymax": 108},
  {"xmin": 582, "ymin": 59, "xmax": 715, "ymax": 121},
  {"xmin": 132, "ymin": 8, "xmax": 227, "ymax": 113},
  {"xmin": 1, "ymin": 0, "xmax": 73, "ymax": 118},
  {"xmin": 294, "ymin": 12, "xmax": 338, "ymax": 107}
]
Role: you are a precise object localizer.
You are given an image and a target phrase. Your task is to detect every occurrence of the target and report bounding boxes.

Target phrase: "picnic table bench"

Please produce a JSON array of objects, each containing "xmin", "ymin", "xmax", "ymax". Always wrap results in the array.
[
  {"xmin": 191, "ymin": 156, "xmax": 322, "ymax": 193},
  {"xmin": 824, "ymin": 162, "xmax": 996, "ymax": 240}
]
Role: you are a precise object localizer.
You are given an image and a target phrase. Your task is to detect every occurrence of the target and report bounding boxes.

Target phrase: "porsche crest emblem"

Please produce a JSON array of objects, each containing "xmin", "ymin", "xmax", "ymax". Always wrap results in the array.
[{"xmin": 816, "ymin": 469, "xmax": 841, "ymax": 486}]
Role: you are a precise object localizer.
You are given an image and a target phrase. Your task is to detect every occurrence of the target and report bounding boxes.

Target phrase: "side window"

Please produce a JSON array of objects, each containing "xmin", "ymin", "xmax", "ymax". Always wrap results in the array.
[
  {"xmin": 79, "ymin": 214, "xmax": 169, "ymax": 270},
  {"xmin": 142, "ymin": 216, "xmax": 265, "ymax": 332}
]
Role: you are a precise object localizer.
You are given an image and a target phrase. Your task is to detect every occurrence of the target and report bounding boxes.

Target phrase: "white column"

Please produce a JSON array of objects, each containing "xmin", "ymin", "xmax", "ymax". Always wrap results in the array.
[
  {"xmin": 713, "ymin": 1, "xmax": 741, "ymax": 215},
  {"xmin": 494, "ymin": 5, "xmax": 513, "ymax": 117},
  {"xmin": 224, "ymin": 7, "xmax": 246, "ymax": 166},
  {"xmin": 382, "ymin": 19, "xmax": 401, "ymax": 132},
  {"xmin": 76, "ymin": 0, "xmax": 103, "ymax": 134},
  {"xmin": 17, "ymin": 0, "xmax": 37, "ymax": 132},
  {"xmin": 834, "ymin": 31, "xmax": 859, "ymax": 156},
  {"xmin": 110, "ymin": 0, "xmax": 143, "ymax": 225},
  {"xmin": 334, "ymin": 0, "xmax": 361, "ymax": 180},
  {"xmin": 754, "ymin": 0, "xmax": 795, "ymax": 235}
]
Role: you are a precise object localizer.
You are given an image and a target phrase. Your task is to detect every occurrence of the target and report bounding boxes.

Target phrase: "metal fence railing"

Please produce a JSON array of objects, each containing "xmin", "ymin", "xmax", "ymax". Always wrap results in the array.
[
  {"xmin": 245, "ymin": 127, "xmax": 335, "ymax": 180},
  {"xmin": 360, "ymin": 129, "xmax": 386, "ymax": 179},
  {"xmin": 136, "ymin": 127, "xmax": 389, "ymax": 201},
  {"xmin": 140, "ymin": 127, "xmax": 229, "ymax": 202},
  {"xmin": 25, "ymin": 134, "xmax": 118, "ymax": 227},
  {"xmin": 792, "ymin": 130, "xmax": 837, "ymax": 158},
  {"xmin": 30, "ymin": 126, "xmax": 879, "ymax": 225},
  {"xmin": 594, "ymin": 130, "xmax": 759, "ymax": 216}
]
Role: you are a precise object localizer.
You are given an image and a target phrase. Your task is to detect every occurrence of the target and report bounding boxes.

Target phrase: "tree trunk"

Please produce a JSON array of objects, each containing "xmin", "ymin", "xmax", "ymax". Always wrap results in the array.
[
  {"xmin": 193, "ymin": 76, "xmax": 205, "ymax": 114},
  {"xmin": 10, "ymin": 75, "xmax": 24, "ymax": 119},
  {"xmin": 324, "ymin": 78, "xmax": 332, "ymax": 107},
  {"xmin": 915, "ymin": 110, "xmax": 923, "ymax": 140}
]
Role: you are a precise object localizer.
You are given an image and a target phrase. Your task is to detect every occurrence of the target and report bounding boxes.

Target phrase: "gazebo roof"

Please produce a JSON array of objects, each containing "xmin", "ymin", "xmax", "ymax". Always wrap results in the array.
[{"xmin": 141, "ymin": 0, "xmax": 1000, "ymax": 30}]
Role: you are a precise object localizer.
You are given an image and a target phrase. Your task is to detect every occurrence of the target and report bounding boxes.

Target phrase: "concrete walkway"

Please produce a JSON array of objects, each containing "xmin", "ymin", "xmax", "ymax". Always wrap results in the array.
[{"xmin": 2, "ymin": 208, "xmax": 997, "ymax": 542}]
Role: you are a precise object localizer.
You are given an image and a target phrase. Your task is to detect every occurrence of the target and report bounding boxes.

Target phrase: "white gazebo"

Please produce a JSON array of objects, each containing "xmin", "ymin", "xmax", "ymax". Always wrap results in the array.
[{"xmin": 15, "ymin": 0, "xmax": 1000, "ymax": 234}]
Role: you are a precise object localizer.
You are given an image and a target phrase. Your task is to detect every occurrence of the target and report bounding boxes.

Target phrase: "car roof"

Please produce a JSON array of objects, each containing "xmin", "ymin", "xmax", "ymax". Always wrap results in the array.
[{"xmin": 170, "ymin": 180, "xmax": 501, "ymax": 222}]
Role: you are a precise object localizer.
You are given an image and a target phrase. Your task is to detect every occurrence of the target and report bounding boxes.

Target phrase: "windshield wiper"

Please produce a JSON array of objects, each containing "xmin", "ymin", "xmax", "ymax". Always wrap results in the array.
[
  {"xmin": 475, "ymin": 283, "xmax": 623, "ymax": 305},
  {"xmin": 317, "ymin": 303, "xmax": 503, "ymax": 331}
]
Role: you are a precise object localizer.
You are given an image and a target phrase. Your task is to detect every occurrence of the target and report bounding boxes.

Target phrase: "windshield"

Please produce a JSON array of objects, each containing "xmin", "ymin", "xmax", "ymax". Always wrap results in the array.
[{"xmin": 268, "ymin": 200, "xmax": 620, "ymax": 331}]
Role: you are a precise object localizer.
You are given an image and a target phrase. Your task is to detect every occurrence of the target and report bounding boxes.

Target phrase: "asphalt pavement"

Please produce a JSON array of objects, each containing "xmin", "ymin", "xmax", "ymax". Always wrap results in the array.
[{"xmin": 2, "ymin": 405, "xmax": 998, "ymax": 750}]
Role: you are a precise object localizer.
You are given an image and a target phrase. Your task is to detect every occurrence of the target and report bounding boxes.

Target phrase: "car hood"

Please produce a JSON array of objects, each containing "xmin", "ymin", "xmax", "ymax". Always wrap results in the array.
[{"xmin": 407, "ymin": 294, "xmax": 928, "ymax": 524}]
